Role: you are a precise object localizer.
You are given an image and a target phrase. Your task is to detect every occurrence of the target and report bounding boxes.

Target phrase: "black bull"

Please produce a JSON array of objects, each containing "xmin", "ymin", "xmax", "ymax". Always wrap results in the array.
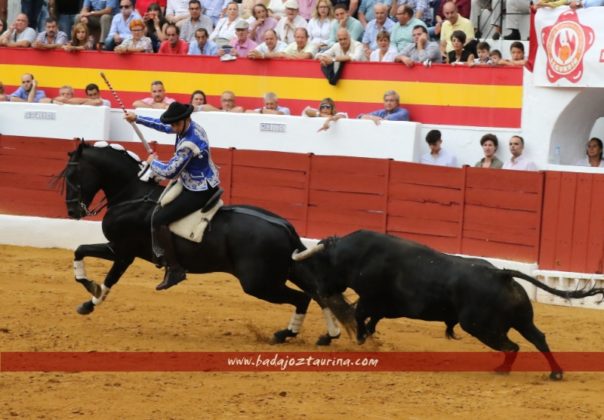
[
  {"xmin": 57, "ymin": 141, "xmax": 342, "ymax": 345},
  {"xmin": 292, "ymin": 230, "xmax": 604, "ymax": 380}
]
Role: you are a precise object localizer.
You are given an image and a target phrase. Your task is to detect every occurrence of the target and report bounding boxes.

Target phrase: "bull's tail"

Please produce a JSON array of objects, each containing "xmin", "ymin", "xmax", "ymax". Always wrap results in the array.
[
  {"xmin": 503, "ymin": 269, "xmax": 604, "ymax": 301},
  {"xmin": 324, "ymin": 294, "xmax": 357, "ymax": 338}
]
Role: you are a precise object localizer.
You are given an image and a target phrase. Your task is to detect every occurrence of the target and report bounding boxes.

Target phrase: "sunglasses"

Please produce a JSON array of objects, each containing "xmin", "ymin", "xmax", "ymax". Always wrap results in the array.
[
  {"xmin": 120, "ymin": 4, "xmax": 131, "ymax": 8},
  {"xmin": 319, "ymin": 104, "xmax": 332, "ymax": 110}
]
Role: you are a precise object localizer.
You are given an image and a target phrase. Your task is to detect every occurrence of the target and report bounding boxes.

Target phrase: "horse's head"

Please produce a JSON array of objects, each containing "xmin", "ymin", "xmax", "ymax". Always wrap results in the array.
[
  {"xmin": 61, "ymin": 140, "xmax": 144, "ymax": 219},
  {"xmin": 64, "ymin": 142, "xmax": 103, "ymax": 219}
]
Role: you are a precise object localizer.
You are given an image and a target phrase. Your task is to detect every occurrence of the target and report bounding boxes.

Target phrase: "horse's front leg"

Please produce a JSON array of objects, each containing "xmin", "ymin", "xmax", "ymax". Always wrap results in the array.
[{"xmin": 73, "ymin": 243, "xmax": 133, "ymax": 315}]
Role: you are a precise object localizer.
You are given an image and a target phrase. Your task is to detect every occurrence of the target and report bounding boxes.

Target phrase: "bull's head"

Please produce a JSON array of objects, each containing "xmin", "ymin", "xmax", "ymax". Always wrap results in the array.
[{"xmin": 291, "ymin": 237, "xmax": 346, "ymax": 297}]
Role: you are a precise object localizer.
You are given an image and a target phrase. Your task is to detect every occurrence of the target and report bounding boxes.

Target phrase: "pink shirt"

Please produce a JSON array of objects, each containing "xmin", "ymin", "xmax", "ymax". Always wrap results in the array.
[
  {"xmin": 230, "ymin": 38, "xmax": 258, "ymax": 57},
  {"xmin": 297, "ymin": 0, "xmax": 317, "ymax": 20}
]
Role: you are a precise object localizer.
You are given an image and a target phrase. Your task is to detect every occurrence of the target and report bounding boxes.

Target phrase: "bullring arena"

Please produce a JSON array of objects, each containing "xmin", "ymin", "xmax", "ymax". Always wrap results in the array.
[{"xmin": 2, "ymin": 5, "xmax": 604, "ymax": 419}]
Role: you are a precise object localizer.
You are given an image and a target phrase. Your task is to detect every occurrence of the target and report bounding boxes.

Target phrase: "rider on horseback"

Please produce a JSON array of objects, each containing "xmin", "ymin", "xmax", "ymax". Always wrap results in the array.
[{"xmin": 125, "ymin": 102, "xmax": 220, "ymax": 291}]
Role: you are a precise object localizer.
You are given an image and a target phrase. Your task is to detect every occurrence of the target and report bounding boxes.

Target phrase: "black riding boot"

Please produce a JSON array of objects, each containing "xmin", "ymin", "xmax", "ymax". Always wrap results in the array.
[{"xmin": 155, "ymin": 226, "xmax": 186, "ymax": 291}]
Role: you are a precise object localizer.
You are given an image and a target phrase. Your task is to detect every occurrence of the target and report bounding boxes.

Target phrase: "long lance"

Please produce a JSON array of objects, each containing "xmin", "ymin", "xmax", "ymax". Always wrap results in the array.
[{"xmin": 100, "ymin": 72, "xmax": 153, "ymax": 154}]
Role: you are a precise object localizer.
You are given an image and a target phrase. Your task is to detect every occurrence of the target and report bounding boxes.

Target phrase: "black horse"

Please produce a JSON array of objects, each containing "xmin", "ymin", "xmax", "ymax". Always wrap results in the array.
[{"xmin": 58, "ymin": 140, "xmax": 341, "ymax": 344}]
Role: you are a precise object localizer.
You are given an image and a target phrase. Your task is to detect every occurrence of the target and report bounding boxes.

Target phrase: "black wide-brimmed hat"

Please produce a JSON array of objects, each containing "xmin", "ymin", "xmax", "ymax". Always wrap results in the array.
[{"xmin": 160, "ymin": 102, "xmax": 194, "ymax": 124}]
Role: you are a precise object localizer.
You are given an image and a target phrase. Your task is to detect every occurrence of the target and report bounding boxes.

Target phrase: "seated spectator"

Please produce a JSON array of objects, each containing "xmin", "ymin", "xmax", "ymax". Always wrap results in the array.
[
  {"xmin": 165, "ymin": 0, "xmax": 190, "ymax": 25},
  {"xmin": 188, "ymin": 27, "xmax": 218, "ymax": 55},
  {"xmin": 421, "ymin": 129, "xmax": 458, "ymax": 167},
  {"xmin": 474, "ymin": 133, "xmax": 503, "ymax": 168},
  {"xmin": 362, "ymin": 3, "xmax": 394, "ymax": 56},
  {"xmin": 575, "ymin": 138, "xmax": 604, "ymax": 168},
  {"xmin": 283, "ymin": 27, "xmax": 317, "ymax": 59},
  {"xmin": 503, "ymin": 135, "xmax": 537, "ymax": 171},
  {"xmin": 115, "ymin": 18, "xmax": 153, "ymax": 53},
  {"xmin": 159, "ymin": 23, "xmax": 189, "ymax": 53},
  {"xmin": 359, "ymin": 90, "xmax": 410, "ymax": 124},
  {"xmin": 439, "ymin": 1, "xmax": 474, "ymax": 58},
  {"xmin": 248, "ymin": 29, "xmax": 288, "ymax": 59},
  {"xmin": 63, "ymin": 22, "xmax": 96, "ymax": 51},
  {"xmin": 180, "ymin": 0, "xmax": 213, "ymax": 43},
  {"xmin": 209, "ymin": 2, "xmax": 242, "ymax": 44},
  {"xmin": 77, "ymin": 0, "xmax": 117, "ymax": 46},
  {"xmin": 9, "ymin": 73, "xmax": 46, "ymax": 102},
  {"xmin": 32, "ymin": 18, "xmax": 68, "ymax": 49},
  {"xmin": 303, "ymin": 97, "xmax": 347, "ymax": 118},
  {"xmin": 104, "ymin": 0, "xmax": 141, "ymax": 51},
  {"xmin": 275, "ymin": 0, "xmax": 308, "ymax": 45},
  {"xmin": 0, "ymin": 13, "xmax": 37, "ymax": 48},
  {"xmin": 190, "ymin": 89, "xmax": 217, "ymax": 111},
  {"xmin": 143, "ymin": 3, "xmax": 168, "ymax": 52},
  {"xmin": 389, "ymin": 0, "xmax": 434, "ymax": 27},
  {"xmin": 307, "ymin": 0, "xmax": 334, "ymax": 51},
  {"xmin": 247, "ymin": 92, "xmax": 291, "ymax": 115},
  {"xmin": 225, "ymin": 20, "xmax": 257, "ymax": 57},
  {"xmin": 447, "ymin": 30, "xmax": 474, "ymax": 65},
  {"xmin": 249, "ymin": 3, "xmax": 277, "ymax": 44},
  {"xmin": 303, "ymin": 97, "xmax": 348, "ymax": 131},
  {"xmin": 132, "ymin": 80, "xmax": 176, "ymax": 109},
  {"xmin": 396, "ymin": 24, "xmax": 440, "ymax": 67},
  {"xmin": 328, "ymin": 4, "xmax": 363, "ymax": 46},
  {"xmin": 390, "ymin": 5, "xmax": 427, "ymax": 53},
  {"xmin": 214, "ymin": 90, "xmax": 244, "ymax": 112},
  {"xmin": 370, "ymin": 30, "xmax": 397, "ymax": 62},
  {"xmin": 470, "ymin": 41, "xmax": 491, "ymax": 66},
  {"xmin": 318, "ymin": 28, "xmax": 364, "ymax": 84},
  {"xmin": 489, "ymin": 49, "xmax": 502, "ymax": 65},
  {"xmin": 39, "ymin": 85, "xmax": 74, "ymax": 103},
  {"xmin": 499, "ymin": 41, "xmax": 527, "ymax": 66}
]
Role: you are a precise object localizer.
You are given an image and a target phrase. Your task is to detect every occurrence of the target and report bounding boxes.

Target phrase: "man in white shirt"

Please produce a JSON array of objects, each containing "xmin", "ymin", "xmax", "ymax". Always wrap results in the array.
[
  {"xmin": 503, "ymin": 135, "xmax": 538, "ymax": 171},
  {"xmin": 317, "ymin": 28, "xmax": 364, "ymax": 84},
  {"xmin": 275, "ymin": 0, "xmax": 307, "ymax": 45},
  {"xmin": 248, "ymin": 29, "xmax": 288, "ymax": 59},
  {"xmin": 420, "ymin": 129, "xmax": 458, "ymax": 167},
  {"xmin": 0, "ymin": 13, "xmax": 37, "ymax": 47}
]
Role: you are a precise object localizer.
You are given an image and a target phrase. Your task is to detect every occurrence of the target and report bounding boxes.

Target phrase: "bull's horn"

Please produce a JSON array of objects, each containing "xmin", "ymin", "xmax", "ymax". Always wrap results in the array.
[{"xmin": 291, "ymin": 243, "xmax": 325, "ymax": 261}]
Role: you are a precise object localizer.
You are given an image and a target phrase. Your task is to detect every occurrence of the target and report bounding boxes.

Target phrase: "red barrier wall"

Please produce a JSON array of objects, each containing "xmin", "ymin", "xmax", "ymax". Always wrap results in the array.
[{"xmin": 2, "ymin": 136, "xmax": 603, "ymax": 273}]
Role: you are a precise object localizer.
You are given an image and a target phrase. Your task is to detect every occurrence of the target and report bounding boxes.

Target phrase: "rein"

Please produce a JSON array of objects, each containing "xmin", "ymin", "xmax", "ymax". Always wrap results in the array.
[{"xmin": 65, "ymin": 159, "xmax": 157, "ymax": 217}]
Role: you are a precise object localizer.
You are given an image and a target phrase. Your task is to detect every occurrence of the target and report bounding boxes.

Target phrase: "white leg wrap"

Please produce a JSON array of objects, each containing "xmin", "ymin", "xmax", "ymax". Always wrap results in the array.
[
  {"xmin": 73, "ymin": 260, "xmax": 87, "ymax": 280},
  {"xmin": 91, "ymin": 284, "xmax": 110, "ymax": 306},
  {"xmin": 287, "ymin": 312, "xmax": 305, "ymax": 334},
  {"xmin": 323, "ymin": 308, "xmax": 341, "ymax": 337}
]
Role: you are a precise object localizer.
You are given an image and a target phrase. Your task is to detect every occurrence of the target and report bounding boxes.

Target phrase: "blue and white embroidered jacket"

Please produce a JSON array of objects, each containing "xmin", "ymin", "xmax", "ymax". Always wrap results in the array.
[{"xmin": 136, "ymin": 115, "xmax": 220, "ymax": 191}]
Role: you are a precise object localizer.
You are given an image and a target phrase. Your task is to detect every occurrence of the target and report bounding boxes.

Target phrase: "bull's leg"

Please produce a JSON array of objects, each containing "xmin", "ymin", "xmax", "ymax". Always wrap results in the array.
[
  {"xmin": 239, "ymin": 278, "xmax": 312, "ymax": 344},
  {"xmin": 515, "ymin": 322, "xmax": 563, "ymax": 381},
  {"xmin": 470, "ymin": 332, "xmax": 520, "ymax": 375},
  {"xmin": 74, "ymin": 244, "xmax": 134, "ymax": 315},
  {"xmin": 355, "ymin": 299, "xmax": 370, "ymax": 344}
]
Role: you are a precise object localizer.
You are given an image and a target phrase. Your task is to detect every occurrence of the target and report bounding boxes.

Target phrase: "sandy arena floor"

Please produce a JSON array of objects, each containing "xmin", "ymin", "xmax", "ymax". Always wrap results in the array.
[{"xmin": 1, "ymin": 245, "xmax": 603, "ymax": 419}]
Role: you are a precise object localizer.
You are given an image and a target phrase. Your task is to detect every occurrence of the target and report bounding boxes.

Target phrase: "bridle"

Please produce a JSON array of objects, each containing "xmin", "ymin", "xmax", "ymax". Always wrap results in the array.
[{"xmin": 65, "ymin": 160, "xmax": 108, "ymax": 217}]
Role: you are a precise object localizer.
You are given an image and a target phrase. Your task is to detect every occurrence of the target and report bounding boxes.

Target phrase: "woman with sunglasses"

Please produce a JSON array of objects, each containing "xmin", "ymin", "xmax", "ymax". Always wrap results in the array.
[{"xmin": 303, "ymin": 98, "xmax": 348, "ymax": 131}]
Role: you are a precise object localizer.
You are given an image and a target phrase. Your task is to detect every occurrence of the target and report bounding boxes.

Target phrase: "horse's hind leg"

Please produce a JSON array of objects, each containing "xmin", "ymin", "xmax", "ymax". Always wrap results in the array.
[
  {"xmin": 239, "ymin": 278, "xmax": 312, "ymax": 344},
  {"xmin": 74, "ymin": 243, "xmax": 133, "ymax": 315}
]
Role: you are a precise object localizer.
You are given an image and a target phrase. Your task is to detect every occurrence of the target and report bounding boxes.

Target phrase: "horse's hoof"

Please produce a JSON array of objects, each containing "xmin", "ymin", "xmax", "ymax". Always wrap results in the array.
[
  {"xmin": 550, "ymin": 371, "xmax": 564, "ymax": 381},
  {"xmin": 316, "ymin": 333, "xmax": 340, "ymax": 346},
  {"xmin": 272, "ymin": 328, "xmax": 297, "ymax": 344},
  {"xmin": 77, "ymin": 301, "xmax": 95, "ymax": 315}
]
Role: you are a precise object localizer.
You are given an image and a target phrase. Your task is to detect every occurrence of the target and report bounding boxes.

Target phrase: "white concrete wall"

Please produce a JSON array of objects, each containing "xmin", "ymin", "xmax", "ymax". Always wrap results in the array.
[{"xmin": 0, "ymin": 102, "xmax": 110, "ymax": 140}]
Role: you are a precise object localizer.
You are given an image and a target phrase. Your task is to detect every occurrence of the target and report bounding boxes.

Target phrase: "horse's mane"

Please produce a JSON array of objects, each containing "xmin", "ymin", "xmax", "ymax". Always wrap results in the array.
[{"xmin": 50, "ymin": 141, "xmax": 151, "ymax": 194}]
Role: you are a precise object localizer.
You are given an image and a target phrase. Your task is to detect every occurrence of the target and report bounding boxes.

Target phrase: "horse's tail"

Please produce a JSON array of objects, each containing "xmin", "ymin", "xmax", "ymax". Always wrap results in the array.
[
  {"xmin": 503, "ymin": 269, "xmax": 604, "ymax": 301},
  {"xmin": 323, "ymin": 294, "xmax": 357, "ymax": 338}
]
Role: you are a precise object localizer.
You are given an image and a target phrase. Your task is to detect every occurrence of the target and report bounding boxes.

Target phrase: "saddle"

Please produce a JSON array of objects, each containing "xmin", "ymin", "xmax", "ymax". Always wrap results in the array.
[{"xmin": 160, "ymin": 182, "xmax": 224, "ymax": 243}]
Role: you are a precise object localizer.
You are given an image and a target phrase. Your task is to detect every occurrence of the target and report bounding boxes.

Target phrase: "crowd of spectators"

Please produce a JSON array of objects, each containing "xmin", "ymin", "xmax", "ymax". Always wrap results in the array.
[{"xmin": 0, "ymin": 0, "xmax": 536, "ymax": 66}]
